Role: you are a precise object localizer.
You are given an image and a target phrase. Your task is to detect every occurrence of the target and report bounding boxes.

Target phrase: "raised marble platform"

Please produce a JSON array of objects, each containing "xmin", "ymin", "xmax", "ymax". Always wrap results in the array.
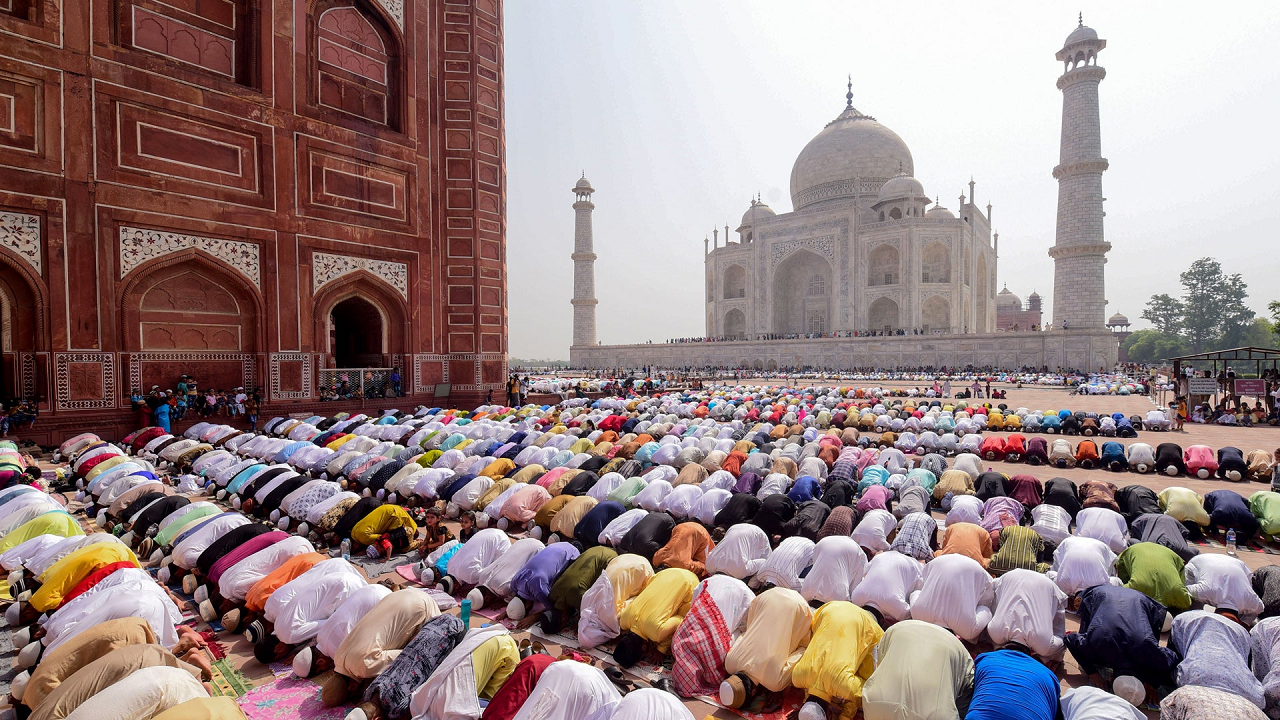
[{"xmin": 571, "ymin": 328, "xmax": 1119, "ymax": 373}]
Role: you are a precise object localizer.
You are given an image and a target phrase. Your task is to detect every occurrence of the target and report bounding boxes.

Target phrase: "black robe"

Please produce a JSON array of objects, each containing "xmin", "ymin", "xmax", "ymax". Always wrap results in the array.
[
  {"xmin": 783, "ymin": 500, "xmax": 831, "ymax": 541},
  {"xmin": 1064, "ymin": 585, "xmax": 1179, "ymax": 687},
  {"xmin": 1129, "ymin": 513, "xmax": 1199, "ymax": 562},
  {"xmin": 1154, "ymin": 443, "xmax": 1185, "ymax": 474},
  {"xmin": 131, "ymin": 495, "xmax": 190, "ymax": 532},
  {"xmin": 196, "ymin": 522, "xmax": 274, "ymax": 575},
  {"xmin": 573, "ymin": 501, "xmax": 625, "ymax": 548},
  {"xmin": 818, "ymin": 479, "xmax": 855, "ymax": 509},
  {"xmin": 1116, "ymin": 485, "xmax": 1161, "ymax": 523},
  {"xmin": 332, "ymin": 496, "xmax": 384, "ymax": 540},
  {"xmin": 1217, "ymin": 447, "xmax": 1248, "ymax": 479},
  {"xmin": 260, "ymin": 476, "xmax": 311, "ymax": 516},
  {"xmin": 559, "ymin": 471, "xmax": 599, "ymax": 497},
  {"xmin": 618, "ymin": 511, "xmax": 675, "ymax": 562},
  {"xmin": 752, "ymin": 494, "xmax": 796, "ymax": 540},
  {"xmin": 974, "ymin": 472, "xmax": 1009, "ymax": 502},
  {"xmin": 1042, "ymin": 477, "xmax": 1081, "ymax": 520},
  {"xmin": 714, "ymin": 493, "xmax": 762, "ymax": 529}
]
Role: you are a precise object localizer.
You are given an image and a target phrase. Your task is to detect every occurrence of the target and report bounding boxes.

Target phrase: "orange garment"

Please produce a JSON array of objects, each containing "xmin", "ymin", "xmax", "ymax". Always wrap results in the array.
[
  {"xmin": 245, "ymin": 552, "xmax": 326, "ymax": 613},
  {"xmin": 934, "ymin": 522, "xmax": 993, "ymax": 568},
  {"xmin": 652, "ymin": 523, "xmax": 715, "ymax": 577},
  {"xmin": 722, "ymin": 451, "xmax": 747, "ymax": 477}
]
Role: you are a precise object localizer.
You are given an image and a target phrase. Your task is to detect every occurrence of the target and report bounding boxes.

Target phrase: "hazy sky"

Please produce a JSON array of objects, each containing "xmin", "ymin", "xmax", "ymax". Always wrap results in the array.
[{"xmin": 505, "ymin": 2, "xmax": 1280, "ymax": 360}]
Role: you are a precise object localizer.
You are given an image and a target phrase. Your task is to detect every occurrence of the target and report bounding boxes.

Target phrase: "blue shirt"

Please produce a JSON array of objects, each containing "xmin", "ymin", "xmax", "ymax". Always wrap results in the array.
[{"xmin": 965, "ymin": 650, "xmax": 1058, "ymax": 720}]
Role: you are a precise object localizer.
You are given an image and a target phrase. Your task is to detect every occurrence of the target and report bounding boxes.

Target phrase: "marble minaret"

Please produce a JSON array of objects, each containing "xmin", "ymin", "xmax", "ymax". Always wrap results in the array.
[
  {"xmin": 571, "ymin": 174, "xmax": 598, "ymax": 346},
  {"xmin": 1050, "ymin": 15, "xmax": 1111, "ymax": 330}
]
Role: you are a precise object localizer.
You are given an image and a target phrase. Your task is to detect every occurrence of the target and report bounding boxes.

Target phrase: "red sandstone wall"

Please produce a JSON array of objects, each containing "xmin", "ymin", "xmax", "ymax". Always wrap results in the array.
[{"xmin": 0, "ymin": 0, "xmax": 505, "ymax": 443}]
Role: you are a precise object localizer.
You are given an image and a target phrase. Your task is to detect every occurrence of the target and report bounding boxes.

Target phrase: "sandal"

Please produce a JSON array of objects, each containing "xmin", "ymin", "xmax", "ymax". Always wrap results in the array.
[
  {"xmin": 530, "ymin": 641, "xmax": 548, "ymax": 656},
  {"xmin": 603, "ymin": 665, "xmax": 637, "ymax": 694},
  {"xmin": 518, "ymin": 639, "xmax": 533, "ymax": 660}
]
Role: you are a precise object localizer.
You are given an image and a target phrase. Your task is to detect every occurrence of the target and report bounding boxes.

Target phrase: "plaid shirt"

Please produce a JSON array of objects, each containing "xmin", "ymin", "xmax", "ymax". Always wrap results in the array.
[
  {"xmin": 890, "ymin": 512, "xmax": 938, "ymax": 562},
  {"xmin": 671, "ymin": 588, "xmax": 734, "ymax": 697}
]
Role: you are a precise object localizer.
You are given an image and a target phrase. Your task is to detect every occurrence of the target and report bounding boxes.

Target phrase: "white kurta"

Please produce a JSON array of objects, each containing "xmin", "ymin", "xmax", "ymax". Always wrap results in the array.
[
  {"xmin": 172, "ymin": 513, "xmax": 250, "ymax": 569},
  {"xmin": 945, "ymin": 494, "xmax": 984, "ymax": 526},
  {"xmin": 658, "ymin": 484, "xmax": 702, "ymax": 519},
  {"xmin": 583, "ymin": 688, "xmax": 694, "ymax": 720},
  {"xmin": 986, "ymin": 569, "xmax": 1068, "ymax": 658},
  {"xmin": 445, "ymin": 528, "xmax": 510, "ymax": 586},
  {"xmin": 704, "ymin": 523, "xmax": 771, "ymax": 580},
  {"xmin": 908, "ymin": 554, "xmax": 994, "ymax": 642},
  {"xmin": 1059, "ymin": 686, "xmax": 1146, "ymax": 720},
  {"xmin": 314, "ymin": 583, "xmax": 393, "ymax": 659},
  {"xmin": 1186, "ymin": 554, "xmax": 1265, "ymax": 620},
  {"xmin": 848, "ymin": 550, "xmax": 922, "ymax": 622},
  {"xmin": 632, "ymin": 480, "xmax": 673, "ymax": 512},
  {"xmin": 851, "ymin": 509, "xmax": 897, "ymax": 553},
  {"xmin": 510, "ymin": 660, "xmax": 622, "ymax": 720},
  {"xmin": 598, "ymin": 509, "xmax": 648, "ymax": 547},
  {"xmin": 43, "ymin": 581, "xmax": 181, "ymax": 653},
  {"xmin": 690, "ymin": 575, "xmax": 755, "ymax": 635},
  {"xmin": 1249, "ymin": 617, "xmax": 1280, "ymax": 716},
  {"xmin": 1047, "ymin": 536, "xmax": 1119, "ymax": 596},
  {"xmin": 478, "ymin": 537, "xmax": 544, "ymax": 599},
  {"xmin": 801, "ymin": 536, "xmax": 868, "ymax": 604},
  {"xmin": 26, "ymin": 535, "xmax": 121, "ymax": 578},
  {"xmin": 1074, "ymin": 507, "xmax": 1129, "ymax": 554},
  {"xmin": 755, "ymin": 537, "xmax": 815, "ymax": 591},
  {"xmin": 409, "ymin": 625, "xmax": 510, "ymax": 720},
  {"xmin": 1031, "ymin": 503, "xmax": 1073, "ymax": 545},
  {"xmin": 0, "ymin": 535, "xmax": 64, "ymax": 572}
]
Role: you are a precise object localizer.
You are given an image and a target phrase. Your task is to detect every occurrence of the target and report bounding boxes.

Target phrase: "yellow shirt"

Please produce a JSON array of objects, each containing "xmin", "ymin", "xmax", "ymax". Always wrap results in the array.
[
  {"xmin": 33, "ymin": 542, "xmax": 139, "ymax": 612},
  {"xmin": 791, "ymin": 602, "xmax": 883, "ymax": 715},
  {"xmin": 619, "ymin": 568, "xmax": 697, "ymax": 651},
  {"xmin": 471, "ymin": 634, "xmax": 519, "ymax": 699}
]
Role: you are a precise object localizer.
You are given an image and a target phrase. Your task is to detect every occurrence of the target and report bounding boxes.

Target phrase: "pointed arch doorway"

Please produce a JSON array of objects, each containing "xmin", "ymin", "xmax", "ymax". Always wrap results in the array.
[{"xmin": 330, "ymin": 296, "xmax": 384, "ymax": 367}]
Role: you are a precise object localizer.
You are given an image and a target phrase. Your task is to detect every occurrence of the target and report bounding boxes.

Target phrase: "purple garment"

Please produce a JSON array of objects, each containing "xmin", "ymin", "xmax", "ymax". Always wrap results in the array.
[
  {"xmin": 980, "ymin": 497, "xmax": 1025, "ymax": 534},
  {"xmin": 1007, "ymin": 475, "xmax": 1043, "ymax": 508},
  {"xmin": 208, "ymin": 530, "xmax": 288, "ymax": 584},
  {"xmin": 509, "ymin": 542, "xmax": 580, "ymax": 607},
  {"xmin": 857, "ymin": 484, "xmax": 893, "ymax": 514},
  {"xmin": 733, "ymin": 472, "xmax": 761, "ymax": 496}
]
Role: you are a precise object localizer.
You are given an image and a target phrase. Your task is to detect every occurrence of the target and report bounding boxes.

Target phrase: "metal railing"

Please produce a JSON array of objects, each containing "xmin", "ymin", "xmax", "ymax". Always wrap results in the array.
[{"xmin": 317, "ymin": 368, "xmax": 402, "ymax": 399}]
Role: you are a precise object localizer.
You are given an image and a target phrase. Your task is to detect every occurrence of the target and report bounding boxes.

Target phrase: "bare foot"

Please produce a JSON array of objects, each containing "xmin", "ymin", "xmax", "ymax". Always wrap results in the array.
[{"xmin": 184, "ymin": 649, "xmax": 213, "ymax": 681}]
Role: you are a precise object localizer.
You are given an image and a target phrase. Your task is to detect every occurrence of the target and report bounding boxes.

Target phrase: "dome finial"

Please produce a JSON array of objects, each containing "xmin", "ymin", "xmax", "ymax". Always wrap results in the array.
[
  {"xmin": 1078, "ymin": 11, "xmax": 1083, "ymax": 27},
  {"xmin": 846, "ymin": 74, "xmax": 853, "ymax": 109}
]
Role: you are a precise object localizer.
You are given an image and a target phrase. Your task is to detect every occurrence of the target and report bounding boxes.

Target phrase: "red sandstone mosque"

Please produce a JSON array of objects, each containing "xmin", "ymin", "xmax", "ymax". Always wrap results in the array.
[{"xmin": 0, "ymin": 0, "xmax": 506, "ymax": 442}]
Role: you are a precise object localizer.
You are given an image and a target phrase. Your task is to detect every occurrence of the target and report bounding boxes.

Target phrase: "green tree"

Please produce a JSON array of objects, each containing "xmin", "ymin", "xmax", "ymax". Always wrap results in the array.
[
  {"xmin": 1178, "ymin": 257, "xmax": 1253, "ymax": 351},
  {"xmin": 1236, "ymin": 318, "xmax": 1278, "ymax": 349},
  {"xmin": 1270, "ymin": 301, "xmax": 1280, "ymax": 347},
  {"xmin": 1123, "ymin": 329, "xmax": 1190, "ymax": 364},
  {"xmin": 1141, "ymin": 293, "xmax": 1184, "ymax": 335}
]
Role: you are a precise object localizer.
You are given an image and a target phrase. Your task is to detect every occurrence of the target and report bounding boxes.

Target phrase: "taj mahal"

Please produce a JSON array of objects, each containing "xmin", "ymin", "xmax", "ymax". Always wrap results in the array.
[{"xmin": 571, "ymin": 19, "xmax": 1121, "ymax": 372}]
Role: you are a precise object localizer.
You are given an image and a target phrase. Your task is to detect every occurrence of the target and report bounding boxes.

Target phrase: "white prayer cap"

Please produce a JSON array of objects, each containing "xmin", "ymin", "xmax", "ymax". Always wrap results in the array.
[
  {"xmin": 466, "ymin": 588, "xmax": 485, "ymax": 611},
  {"xmin": 799, "ymin": 702, "xmax": 826, "ymax": 720},
  {"xmin": 507, "ymin": 597, "xmax": 526, "ymax": 621},
  {"xmin": 1112, "ymin": 676, "xmax": 1144, "ymax": 707}
]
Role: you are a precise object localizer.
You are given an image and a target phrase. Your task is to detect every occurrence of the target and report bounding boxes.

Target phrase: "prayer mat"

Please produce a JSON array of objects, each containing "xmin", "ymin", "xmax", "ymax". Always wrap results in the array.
[
  {"xmin": 239, "ymin": 674, "xmax": 349, "ymax": 720},
  {"xmin": 210, "ymin": 657, "xmax": 255, "ymax": 698},
  {"xmin": 349, "ymin": 551, "xmax": 417, "ymax": 577}
]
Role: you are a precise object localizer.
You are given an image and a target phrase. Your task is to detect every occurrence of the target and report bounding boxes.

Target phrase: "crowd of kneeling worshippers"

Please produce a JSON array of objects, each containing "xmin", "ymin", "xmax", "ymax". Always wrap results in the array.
[{"xmin": 7, "ymin": 384, "xmax": 1280, "ymax": 720}]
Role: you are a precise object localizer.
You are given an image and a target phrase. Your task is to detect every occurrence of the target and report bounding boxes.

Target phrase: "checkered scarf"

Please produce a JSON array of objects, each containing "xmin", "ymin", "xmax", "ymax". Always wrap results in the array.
[{"xmin": 671, "ymin": 587, "xmax": 734, "ymax": 697}]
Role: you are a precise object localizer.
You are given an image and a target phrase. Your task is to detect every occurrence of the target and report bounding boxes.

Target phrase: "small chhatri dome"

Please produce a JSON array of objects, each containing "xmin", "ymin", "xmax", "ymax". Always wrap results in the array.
[
  {"xmin": 924, "ymin": 198, "xmax": 954, "ymax": 219},
  {"xmin": 738, "ymin": 197, "xmax": 776, "ymax": 229},
  {"xmin": 1107, "ymin": 312, "xmax": 1130, "ymax": 326},
  {"xmin": 574, "ymin": 173, "xmax": 593, "ymax": 191},
  {"xmin": 997, "ymin": 285, "xmax": 1023, "ymax": 309},
  {"xmin": 1028, "ymin": 290, "xmax": 1042, "ymax": 300},
  {"xmin": 877, "ymin": 170, "xmax": 926, "ymax": 202},
  {"xmin": 1065, "ymin": 13, "xmax": 1098, "ymax": 45}
]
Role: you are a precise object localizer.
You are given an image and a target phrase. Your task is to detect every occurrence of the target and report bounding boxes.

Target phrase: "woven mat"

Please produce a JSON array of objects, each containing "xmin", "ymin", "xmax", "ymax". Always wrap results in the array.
[
  {"xmin": 210, "ymin": 657, "xmax": 255, "ymax": 698},
  {"xmin": 238, "ymin": 674, "xmax": 349, "ymax": 720}
]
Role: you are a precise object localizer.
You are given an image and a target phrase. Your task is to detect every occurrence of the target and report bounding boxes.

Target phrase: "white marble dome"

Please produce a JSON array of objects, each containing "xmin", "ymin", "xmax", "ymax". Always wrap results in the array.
[
  {"xmin": 574, "ymin": 176, "xmax": 593, "ymax": 191},
  {"xmin": 790, "ymin": 104, "xmax": 914, "ymax": 211},
  {"xmin": 877, "ymin": 172, "xmax": 925, "ymax": 202},
  {"xmin": 739, "ymin": 200, "xmax": 777, "ymax": 228},
  {"xmin": 1107, "ymin": 312, "xmax": 1130, "ymax": 326}
]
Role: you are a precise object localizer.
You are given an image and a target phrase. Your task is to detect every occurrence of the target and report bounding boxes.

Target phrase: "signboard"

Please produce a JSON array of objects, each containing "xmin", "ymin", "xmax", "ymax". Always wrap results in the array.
[
  {"xmin": 1188, "ymin": 378, "xmax": 1219, "ymax": 395},
  {"xmin": 1235, "ymin": 379, "xmax": 1267, "ymax": 397}
]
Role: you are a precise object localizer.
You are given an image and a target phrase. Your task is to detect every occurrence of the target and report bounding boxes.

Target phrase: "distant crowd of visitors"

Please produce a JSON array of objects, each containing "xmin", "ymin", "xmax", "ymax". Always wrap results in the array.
[
  {"xmin": 0, "ymin": 400, "xmax": 37, "ymax": 436},
  {"xmin": 131, "ymin": 375, "xmax": 261, "ymax": 432}
]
